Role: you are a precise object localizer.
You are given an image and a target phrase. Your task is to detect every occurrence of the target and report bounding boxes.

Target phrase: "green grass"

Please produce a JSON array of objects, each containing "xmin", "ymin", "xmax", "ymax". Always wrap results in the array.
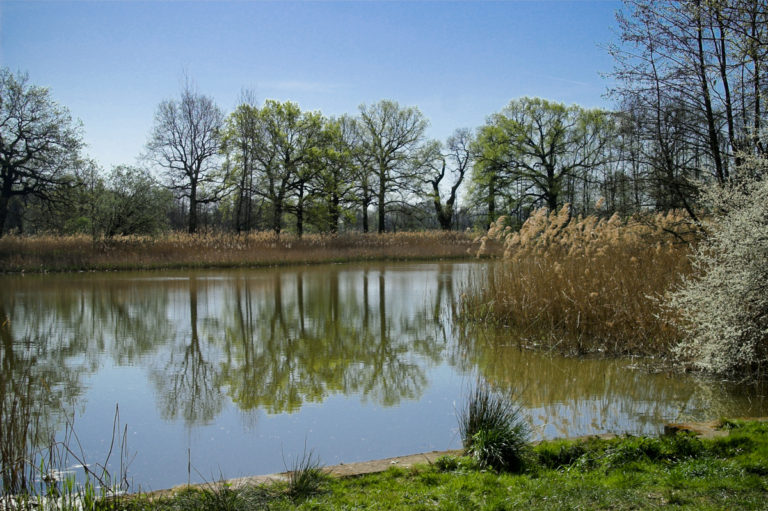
[{"xmin": 113, "ymin": 420, "xmax": 768, "ymax": 510}]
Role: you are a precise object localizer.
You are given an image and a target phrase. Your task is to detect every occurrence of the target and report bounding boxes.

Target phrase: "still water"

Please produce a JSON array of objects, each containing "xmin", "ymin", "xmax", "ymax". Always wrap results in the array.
[{"xmin": 2, "ymin": 261, "xmax": 767, "ymax": 490}]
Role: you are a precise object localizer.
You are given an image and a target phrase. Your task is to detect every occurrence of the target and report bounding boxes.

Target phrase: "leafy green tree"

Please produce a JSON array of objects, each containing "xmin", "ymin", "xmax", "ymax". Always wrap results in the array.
[
  {"xmin": 221, "ymin": 92, "xmax": 260, "ymax": 233},
  {"xmin": 357, "ymin": 100, "xmax": 429, "ymax": 233},
  {"xmin": 0, "ymin": 69, "xmax": 83, "ymax": 236},
  {"xmin": 310, "ymin": 115, "xmax": 358, "ymax": 232},
  {"xmin": 472, "ymin": 98, "xmax": 612, "ymax": 221},
  {"xmin": 347, "ymin": 118, "xmax": 377, "ymax": 232},
  {"xmin": 470, "ymin": 117, "xmax": 525, "ymax": 228},
  {"xmin": 248, "ymin": 100, "xmax": 323, "ymax": 234}
]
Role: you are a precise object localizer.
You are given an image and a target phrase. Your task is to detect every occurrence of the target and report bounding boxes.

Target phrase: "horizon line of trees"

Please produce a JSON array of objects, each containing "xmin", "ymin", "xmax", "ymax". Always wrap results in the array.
[{"xmin": 1, "ymin": 0, "xmax": 766, "ymax": 238}]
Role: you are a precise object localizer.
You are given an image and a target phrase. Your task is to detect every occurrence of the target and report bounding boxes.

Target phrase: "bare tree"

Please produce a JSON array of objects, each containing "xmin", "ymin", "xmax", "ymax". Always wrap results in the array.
[
  {"xmin": 146, "ymin": 81, "xmax": 227, "ymax": 233},
  {"xmin": 609, "ymin": 0, "xmax": 768, "ymax": 189},
  {"xmin": 0, "ymin": 69, "xmax": 82, "ymax": 236},
  {"xmin": 424, "ymin": 128, "xmax": 473, "ymax": 230}
]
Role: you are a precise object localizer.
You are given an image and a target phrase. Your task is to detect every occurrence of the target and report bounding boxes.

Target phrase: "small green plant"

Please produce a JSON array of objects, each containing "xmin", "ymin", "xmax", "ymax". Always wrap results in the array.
[
  {"xmin": 535, "ymin": 439, "xmax": 588, "ymax": 469},
  {"xmin": 285, "ymin": 447, "xmax": 326, "ymax": 499},
  {"xmin": 433, "ymin": 455, "xmax": 459, "ymax": 472},
  {"xmin": 199, "ymin": 481, "xmax": 241, "ymax": 511},
  {"xmin": 458, "ymin": 382, "xmax": 531, "ymax": 472}
]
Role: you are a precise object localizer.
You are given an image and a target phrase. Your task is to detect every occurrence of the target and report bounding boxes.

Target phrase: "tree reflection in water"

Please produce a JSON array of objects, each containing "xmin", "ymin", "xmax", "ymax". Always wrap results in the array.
[
  {"xmin": 151, "ymin": 277, "xmax": 224, "ymax": 424},
  {"xmin": 216, "ymin": 266, "xmax": 441, "ymax": 414},
  {"xmin": 456, "ymin": 325, "xmax": 768, "ymax": 438},
  {"xmin": 3, "ymin": 263, "xmax": 768, "ymax": 489},
  {"xmin": 0, "ymin": 278, "xmax": 164, "ymax": 492}
]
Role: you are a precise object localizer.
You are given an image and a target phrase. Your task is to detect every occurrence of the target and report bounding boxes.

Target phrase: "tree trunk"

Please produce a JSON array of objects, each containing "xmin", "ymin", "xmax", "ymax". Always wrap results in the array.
[
  {"xmin": 329, "ymin": 193, "xmax": 340, "ymax": 233},
  {"xmin": 546, "ymin": 166, "xmax": 558, "ymax": 211},
  {"xmin": 487, "ymin": 190, "xmax": 495, "ymax": 230},
  {"xmin": 377, "ymin": 178, "xmax": 386, "ymax": 233},
  {"xmin": 432, "ymin": 182, "xmax": 452, "ymax": 230},
  {"xmin": 296, "ymin": 185, "xmax": 305, "ymax": 238},
  {"xmin": 273, "ymin": 201, "xmax": 283, "ymax": 234},
  {"xmin": 695, "ymin": 5, "xmax": 725, "ymax": 183},
  {"xmin": 188, "ymin": 182, "xmax": 198, "ymax": 234},
  {"xmin": 0, "ymin": 193, "xmax": 9, "ymax": 237},
  {"xmin": 361, "ymin": 184, "xmax": 370, "ymax": 233}
]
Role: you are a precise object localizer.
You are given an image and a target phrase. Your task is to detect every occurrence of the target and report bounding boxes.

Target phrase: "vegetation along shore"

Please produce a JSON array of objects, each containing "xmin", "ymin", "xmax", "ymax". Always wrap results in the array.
[
  {"xmin": 129, "ymin": 419, "xmax": 768, "ymax": 511},
  {"xmin": 0, "ymin": 230, "xmax": 479, "ymax": 273}
]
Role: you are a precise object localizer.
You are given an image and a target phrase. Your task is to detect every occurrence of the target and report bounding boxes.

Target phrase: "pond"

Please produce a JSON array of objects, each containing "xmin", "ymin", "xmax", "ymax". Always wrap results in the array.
[{"xmin": 1, "ymin": 261, "xmax": 766, "ymax": 491}]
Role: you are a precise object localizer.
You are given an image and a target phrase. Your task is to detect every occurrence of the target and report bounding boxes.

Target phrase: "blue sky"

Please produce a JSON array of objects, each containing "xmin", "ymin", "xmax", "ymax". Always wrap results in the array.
[{"xmin": 1, "ymin": 0, "xmax": 622, "ymax": 170}]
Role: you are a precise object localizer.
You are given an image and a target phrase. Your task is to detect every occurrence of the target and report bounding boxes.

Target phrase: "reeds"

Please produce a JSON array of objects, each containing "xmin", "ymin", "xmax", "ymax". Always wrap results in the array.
[
  {"xmin": 462, "ymin": 206, "xmax": 695, "ymax": 356},
  {"xmin": 0, "ymin": 230, "xmax": 478, "ymax": 273},
  {"xmin": 0, "ymin": 405, "xmax": 131, "ymax": 511}
]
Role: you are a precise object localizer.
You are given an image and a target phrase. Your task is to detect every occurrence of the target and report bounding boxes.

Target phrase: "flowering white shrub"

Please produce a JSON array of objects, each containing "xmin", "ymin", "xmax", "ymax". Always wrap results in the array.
[{"xmin": 669, "ymin": 156, "xmax": 768, "ymax": 377}]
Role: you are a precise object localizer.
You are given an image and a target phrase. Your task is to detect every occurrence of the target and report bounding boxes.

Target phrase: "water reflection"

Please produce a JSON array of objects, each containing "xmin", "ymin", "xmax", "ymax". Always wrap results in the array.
[
  {"xmin": 2, "ymin": 262, "xmax": 768, "ymax": 489},
  {"xmin": 150, "ymin": 276, "xmax": 225, "ymax": 424},
  {"xmin": 0, "ymin": 303, "xmax": 89, "ymax": 492},
  {"xmin": 209, "ymin": 267, "xmax": 444, "ymax": 414},
  {"xmin": 458, "ymin": 328, "xmax": 768, "ymax": 438}
]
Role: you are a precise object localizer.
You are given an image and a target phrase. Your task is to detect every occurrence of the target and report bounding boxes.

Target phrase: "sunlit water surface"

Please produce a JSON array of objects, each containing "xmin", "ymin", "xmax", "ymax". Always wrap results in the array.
[{"xmin": 2, "ymin": 261, "xmax": 766, "ymax": 490}]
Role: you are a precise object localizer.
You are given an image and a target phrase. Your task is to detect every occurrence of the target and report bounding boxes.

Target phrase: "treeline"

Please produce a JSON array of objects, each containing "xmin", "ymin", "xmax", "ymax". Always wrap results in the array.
[{"xmin": 1, "ymin": 0, "xmax": 766, "ymax": 238}]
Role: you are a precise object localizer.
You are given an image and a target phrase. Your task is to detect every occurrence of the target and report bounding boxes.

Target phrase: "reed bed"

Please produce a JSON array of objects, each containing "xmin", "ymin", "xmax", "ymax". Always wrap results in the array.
[
  {"xmin": 0, "ymin": 230, "xmax": 478, "ymax": 273},
  {"xmin": 462, "ymin": 206, "xmax": 695, "ymax": 356}
]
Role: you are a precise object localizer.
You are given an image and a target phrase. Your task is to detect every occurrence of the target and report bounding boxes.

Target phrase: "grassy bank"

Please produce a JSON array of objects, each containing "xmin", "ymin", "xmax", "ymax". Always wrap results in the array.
[
  {"xmin": 0, "ymin": 230, "xmax": 479, "ymax": 273},
  {"xmin": 109, "ymin": 420, "xmax": 768, "ymax": 510},
  {"xmin": 461, "ymin": 207, "xmax": 696, "ymax": 356}
]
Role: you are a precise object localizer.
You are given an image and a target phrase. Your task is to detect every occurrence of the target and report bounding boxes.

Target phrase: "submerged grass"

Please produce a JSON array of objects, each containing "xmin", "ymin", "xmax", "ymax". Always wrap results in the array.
[
  {"xmin": 0, "ymin": 231, "xmax": 479, "ymax": 273},
  {"xmin": 462, "ymin": 206, "xmax": 695, "ymax": 356},
  {"xmin": 115, "ymin": 420, "xmax": 768, "ymax": 510}
]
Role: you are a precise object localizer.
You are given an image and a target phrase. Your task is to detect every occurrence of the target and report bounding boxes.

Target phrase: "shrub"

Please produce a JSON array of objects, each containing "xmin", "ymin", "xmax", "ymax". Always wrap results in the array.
[
  {"xmin": 458, "ymin": 383, "xmax": 530, "ymax": 472},
  {"xmin": 668, "ymin": 156, "xmax": 768, "ymax": 378}
]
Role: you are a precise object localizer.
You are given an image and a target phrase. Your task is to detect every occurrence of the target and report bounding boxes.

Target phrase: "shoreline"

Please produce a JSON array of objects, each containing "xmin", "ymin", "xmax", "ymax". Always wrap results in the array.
[
  {"xmin": 152, "ymin": 419, "xmax": 749, "ymax": 497},
  {"xmin": 0, "ymin": 252, "xmax": 485, "ymax": 276},
  {"xmin": 0, "ymin": 231, "xmax": 489, "ymax": 274}
]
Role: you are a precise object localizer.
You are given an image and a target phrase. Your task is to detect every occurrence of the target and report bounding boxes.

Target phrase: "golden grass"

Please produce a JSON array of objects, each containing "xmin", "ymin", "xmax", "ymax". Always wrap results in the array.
[
  {"xmin": 0, "ymin": 230, "xmax": 478, "ymax": 273},
  {"xmin": 462, "ymin": 206, "xmax": 695, "ymax": 356}
]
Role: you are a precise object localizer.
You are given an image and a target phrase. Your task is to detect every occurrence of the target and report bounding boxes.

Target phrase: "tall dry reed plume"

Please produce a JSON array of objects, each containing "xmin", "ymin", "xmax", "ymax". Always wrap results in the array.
[{"xmin": 463, "ymin": 205, "xmax": 695, "ymax": 356}]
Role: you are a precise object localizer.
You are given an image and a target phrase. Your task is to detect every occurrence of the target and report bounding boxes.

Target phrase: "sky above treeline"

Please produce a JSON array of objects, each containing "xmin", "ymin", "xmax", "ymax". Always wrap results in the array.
[{"xmin": 1, "ymin": 0, "xmax": 623, "ymax": 170}]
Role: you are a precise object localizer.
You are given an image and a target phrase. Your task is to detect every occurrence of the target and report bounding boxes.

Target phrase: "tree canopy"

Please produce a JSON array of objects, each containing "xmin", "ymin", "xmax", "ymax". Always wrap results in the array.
[{"xmin": 0, "ymin": 69, "xmax": 83, "ymax": 236}]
